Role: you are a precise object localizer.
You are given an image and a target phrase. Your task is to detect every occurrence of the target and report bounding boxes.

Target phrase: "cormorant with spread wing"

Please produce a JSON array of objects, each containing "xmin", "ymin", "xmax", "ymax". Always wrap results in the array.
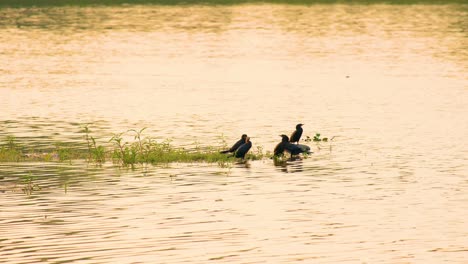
[{"xmin": 274, "ymin": 134, "xmax": 310, "ymax": 157}]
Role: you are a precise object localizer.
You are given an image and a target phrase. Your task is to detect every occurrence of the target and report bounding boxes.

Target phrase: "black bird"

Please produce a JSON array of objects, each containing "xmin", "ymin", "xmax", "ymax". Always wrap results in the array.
[
  {"xmin": 220, "ymin": 134, "xmax": 247, "ymax": 154},
  {"xmin": 286, "ymin": 142, "xmax": 305, "ymax": 156},
  {"xmin": 274, "ymin": 134, "xmax": 289, "ymax": 156},
  {"xmin": 290, "ymin": 123, "xmax": 304, "ymax": 144},
  {"xmin": 235, "ymin": 137, "xmax": 252, "ymax": 159},
  {"xmin": 274, "ymin": 134, "xmax": 307, "ymax": 157}
]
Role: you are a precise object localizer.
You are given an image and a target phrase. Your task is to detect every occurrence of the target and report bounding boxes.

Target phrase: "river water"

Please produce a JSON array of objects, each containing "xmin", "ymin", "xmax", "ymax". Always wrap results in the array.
[{"xmin": 0, "ymin": 4, "xmax": 467, "ymax": 263}]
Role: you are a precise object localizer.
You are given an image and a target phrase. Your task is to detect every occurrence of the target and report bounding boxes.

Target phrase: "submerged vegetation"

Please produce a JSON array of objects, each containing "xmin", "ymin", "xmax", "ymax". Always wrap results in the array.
[
  {"xmin": 0, "ymin": 0, "xmax": 465, "ymax": 7},
  {"xmin": 0, "ymin": 127, "xmax": 267, "ymax": 167}
]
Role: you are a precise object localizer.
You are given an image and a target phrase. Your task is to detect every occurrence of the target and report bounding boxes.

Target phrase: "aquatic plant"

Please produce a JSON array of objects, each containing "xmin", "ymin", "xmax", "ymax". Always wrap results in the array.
[
  {"xmin": 6, "ymin": 135, "xmax": 17, "ymax": 150},
  {"xmin": 78, "ymin": 124, "xmax": 107, "ymax": 163},
  {"xmin": 81, "ymin": 124, "xmax": 92, "ymax": 154},
  {"xmin": 0, "ymin": 136, "xmax": 22, "ymax": 162},
  {"xmin": 0, "ymin": 148, "xmax": 21, "ymax": 162},
  {"xmin": 0, "ymin": 127, "xmax": 282, "ymax": 166},
  {"xmin": 105, "ymin": 129, "xmax": 257, "ymax": 166},
  {"xmin": 312, "ymin": 134, "xmax": 336, "ymax": 152},
  {"xmin": 109, "ymin": 133, "xmax": 135, "ymax": 165},
  {"xmin": 313, "ymin": 133, "xmax": 322, "ymax": 142},
  {"xmin": 21, "ymin": 172, "xmax": 41, "ymax": 195},
  {"xmin": 129, "ymin": 128, "xmax": 146, "ymax": 153},
  {"xmin": 272, "ymin": 154, "xmax": 290, "ymax": 166},
  {"xmin": 56, "ymin": 144, "xmax": 72, "ymax": 161},
  {"xmin": 248, "ymin": 145, "xmax": 267, "ymax": 160},
  {"xmin": 312, "ymin": 133, "xmax": 334, "ymax": 142},
  {"xmin": 91, "ymin": 137, "xmax": 106, "ymax": 163}
]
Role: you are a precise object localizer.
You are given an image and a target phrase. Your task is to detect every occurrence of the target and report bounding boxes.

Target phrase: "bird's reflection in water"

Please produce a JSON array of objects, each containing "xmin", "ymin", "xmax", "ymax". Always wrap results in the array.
[{"xmin": 273, "ymin": 156, "xmax": 303, "ymax": 173}]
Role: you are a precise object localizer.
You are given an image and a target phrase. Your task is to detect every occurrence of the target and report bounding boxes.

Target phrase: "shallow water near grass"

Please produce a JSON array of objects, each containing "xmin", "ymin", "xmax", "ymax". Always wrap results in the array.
[{"xmin": 0, "ymin": 3, "xmax": 467, "ymax": 263}]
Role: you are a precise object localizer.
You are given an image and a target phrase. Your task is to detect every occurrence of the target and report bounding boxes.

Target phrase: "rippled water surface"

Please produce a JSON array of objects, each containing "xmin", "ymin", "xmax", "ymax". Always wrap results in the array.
[{"xmin": 1, "ymin": 4, "xmax": 467, "ymax": 263}]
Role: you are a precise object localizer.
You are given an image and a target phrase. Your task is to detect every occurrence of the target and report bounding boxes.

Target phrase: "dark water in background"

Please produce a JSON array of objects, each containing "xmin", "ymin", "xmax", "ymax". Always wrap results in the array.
[{"xmin": 0, "ymin": 4, "xmax": 467, "ymax": 263}]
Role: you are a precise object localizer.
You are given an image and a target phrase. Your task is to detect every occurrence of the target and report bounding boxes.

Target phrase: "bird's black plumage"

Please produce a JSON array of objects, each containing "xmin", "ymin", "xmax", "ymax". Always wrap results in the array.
[
  {"xmin": 220, "ymin": 134, "xmax": 247, "ymax": 154},
  {"xmin": 285, "ymin": 142, "xmax": 304, "ymax": 155},
  {"xmin": 290, "ymin": 123, "xmax": 304, "ymax": 144},
  {"xmin": 274, "ymin": 134, "xmax": 309, "ymax": 157},
  {"xmin": 235, "ymin": 137, "xmax": 252, "ymax": 159},
  {"xmin": 274, "ymin": 134, "xmax": 289, "ymax": 156}
]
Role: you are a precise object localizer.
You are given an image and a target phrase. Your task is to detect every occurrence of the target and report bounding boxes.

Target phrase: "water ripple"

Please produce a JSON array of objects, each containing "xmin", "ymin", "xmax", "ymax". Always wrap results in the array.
[{"xmin": 1, "ymin": 3, "xmax": 467, "ymax": 263}]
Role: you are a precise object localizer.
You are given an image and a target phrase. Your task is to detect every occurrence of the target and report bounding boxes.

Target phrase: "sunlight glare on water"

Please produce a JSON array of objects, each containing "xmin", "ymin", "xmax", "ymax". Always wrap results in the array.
[{"xmin": 0, "ymin": 4, "xmax": 467, "ymax": 263}]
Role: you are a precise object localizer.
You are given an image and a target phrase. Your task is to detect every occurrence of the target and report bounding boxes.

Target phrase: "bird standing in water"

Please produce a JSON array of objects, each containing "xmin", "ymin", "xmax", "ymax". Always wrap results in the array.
[
  {"xmin": 274, "ymin": 134, "xmax": 308, "ymax": 157},
  {"xmin": 290, "ymin": 123, "xmax": 304, "ymax": 144},
  {"xmin": 235, "ymin": 137, "xmax": 252, "ymax": 159},
  {"xmin": 274, "ymin": 134, "xmax": 289, "ymax": 156},
  {"xmin": 220, "ymin": 134, "xmax": 247, "ymax": 154}
]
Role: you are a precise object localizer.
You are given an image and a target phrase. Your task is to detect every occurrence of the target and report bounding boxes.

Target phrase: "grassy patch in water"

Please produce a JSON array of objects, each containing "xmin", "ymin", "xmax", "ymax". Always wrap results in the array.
[
  {"xmin": 0, "ymin": 0, "xmax": 465, "ymax": 7},
  {"xmin": 0, "ymin": 128, "xmax": 263, "ymax": 167},
  {"xmin": 0, "ymin": 136, "xmax": 26, "ymax": 162}
]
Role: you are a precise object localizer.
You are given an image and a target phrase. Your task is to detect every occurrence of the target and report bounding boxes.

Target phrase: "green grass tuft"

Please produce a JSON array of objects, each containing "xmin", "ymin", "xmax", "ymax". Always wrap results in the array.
[{"xmin": 0, "ymin": 128, "xmax": 265, "ymax": 167}]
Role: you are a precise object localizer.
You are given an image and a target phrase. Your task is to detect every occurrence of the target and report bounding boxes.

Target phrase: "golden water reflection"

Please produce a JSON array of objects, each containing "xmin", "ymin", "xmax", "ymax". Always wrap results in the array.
[{"xmin": 0, "ymin": 4, "xmax": 467, "ymax": 263}]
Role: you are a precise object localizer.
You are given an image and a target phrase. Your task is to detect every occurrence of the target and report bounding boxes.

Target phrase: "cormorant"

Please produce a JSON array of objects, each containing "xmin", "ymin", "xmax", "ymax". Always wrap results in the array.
[
  {"xmin": 220, "ymin": 134, "xmax": 247, "ymax": 154},
  {"xmin": 234, "ymin": 137, "xmax": 252, "ymax": 159},
  {"xmin": 274, "ymin": 134, "xmax": 309, "ymax": 157},
  {"xmin": 274, "ymin": 134, "xmax": 289, "ymax": 156},
  {"xmin": 285, "ymin": 140, "xmax": 304, "ymax": 155},
  {"xmin": 290, "ymin": 123, "xmax": 304, "ymax": 144}
]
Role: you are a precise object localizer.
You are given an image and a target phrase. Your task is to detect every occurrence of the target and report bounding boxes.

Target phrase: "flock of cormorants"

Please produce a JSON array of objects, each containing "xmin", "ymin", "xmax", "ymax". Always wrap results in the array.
[{"xmin": 220, "ymin": 123, "xmax": 311, "ymax": 159}]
